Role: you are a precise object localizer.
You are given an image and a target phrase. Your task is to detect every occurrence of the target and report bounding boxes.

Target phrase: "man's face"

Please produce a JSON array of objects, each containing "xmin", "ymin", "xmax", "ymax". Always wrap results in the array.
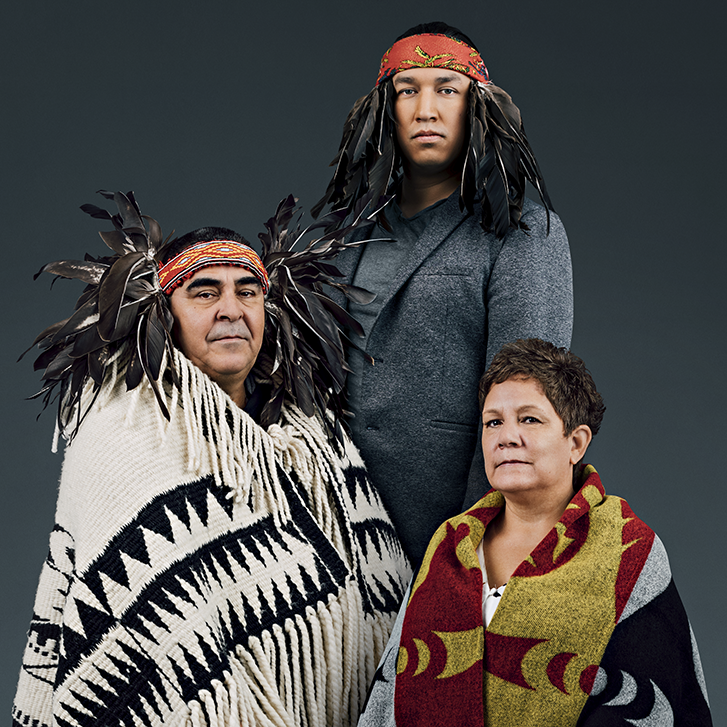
[
  {"xmin": 169, "ymin": 265, "xmax": 265, "ymax": 393},
  {"xmin": 393, "ymin": 67, "xmax": 470, "ymax": 177}
]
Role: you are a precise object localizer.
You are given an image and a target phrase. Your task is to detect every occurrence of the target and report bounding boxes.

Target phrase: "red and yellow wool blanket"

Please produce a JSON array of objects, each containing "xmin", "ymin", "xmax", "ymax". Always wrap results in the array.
[{"xmin": 358, "ymin": 465, "xmax": 711, "ymax": 726}]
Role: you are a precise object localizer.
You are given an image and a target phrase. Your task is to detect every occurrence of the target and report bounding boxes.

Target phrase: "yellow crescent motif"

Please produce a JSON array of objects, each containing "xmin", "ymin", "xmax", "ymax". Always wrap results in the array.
[
  {"xmin": 433, "ymin": 627, "xmax": 484, "ymax": 679},
  {"xmin": 397, "ymin": 646, "xmax": 408, "ymax": 675},
  {"xmin": 413, "ymin": 638, "xmax": 431, "ymax": 675},
  {"xmin": 553, "ymin": 522, "xmax": 575, "ymax": 562}
]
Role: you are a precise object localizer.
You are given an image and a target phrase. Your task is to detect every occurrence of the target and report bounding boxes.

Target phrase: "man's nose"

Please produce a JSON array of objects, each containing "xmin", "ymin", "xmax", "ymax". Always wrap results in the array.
[
  {"xmin": 415, "ymin": 89, "xmax": 438, "ymax": 121},
  {"xmin": 215, "ymin": 289, "xmax": 241, "ymax": 320}
]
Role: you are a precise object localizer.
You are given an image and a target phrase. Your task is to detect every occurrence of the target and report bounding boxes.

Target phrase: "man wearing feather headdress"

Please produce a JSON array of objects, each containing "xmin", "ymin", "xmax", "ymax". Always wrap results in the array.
[
  {"xmin": 314, "ymin": 22, "xmax": 574, "ymax": 564},
  {"xmin": 12, "ymin": 192, "xmax": 410, "ymax": 727}
]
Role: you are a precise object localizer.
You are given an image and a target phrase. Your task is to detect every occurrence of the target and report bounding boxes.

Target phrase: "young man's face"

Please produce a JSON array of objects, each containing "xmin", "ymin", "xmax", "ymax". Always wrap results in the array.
[
  {"xmin": 169, "ymin": 265, "xmax": 265, "ymax": 392},
  {"xmin": 392, "ymin": 67, "xmax": 470, "ymax": 178}
]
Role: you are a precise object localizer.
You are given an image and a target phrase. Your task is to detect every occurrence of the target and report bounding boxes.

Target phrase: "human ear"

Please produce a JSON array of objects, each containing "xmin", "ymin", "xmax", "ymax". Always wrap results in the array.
[{"xmin": 569, "ymin": 425, "xmax": 593, "ymax": 465}]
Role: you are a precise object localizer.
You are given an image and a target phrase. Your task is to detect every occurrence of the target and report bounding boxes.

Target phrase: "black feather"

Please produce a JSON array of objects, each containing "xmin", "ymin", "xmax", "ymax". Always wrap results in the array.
[
  {"xmin": 125, "ymin": 353, "xmax": 144, "ymax": 390},
  {"xmin": 97, "ymin": 252, "xmax": 146, "ymax": 341},
  {"xmin": 50, "ymin": 297, "xmax": 99, "ymax": 345},
  {"xmin": 144, "ymin": 304, "xmax": 168, "ymax": 382},
  {"xmin": 312, "ymin": 81, "xmax": 397, "ymax": 224},
  {"xmin": 70, "ymin": 325, "xmax": 105, "ymax": 359},
  {"xmin": 27, "ymin": 191, "xmax": 175, "ymax": 438},
  {"xmin": 20, "ymin": 318, "xmax": 70, "ymax": 358},
  {"xmin": 43, "ymin": 345, "xmax": 75, "ymax": 380},
  {"xmin": 33, "ymin": 344, "xmax": 63, "ymax": 373},
  {"xmin": 98, "ymin": 230, "xmax": 135, "ymax": 256},
  {"xmin": 79, "ymin": 203, "xmax": 113, "ymax": 220},
  {"xmin": 87, "ymin": 348, "xmax": 108, "ymax": 387},
  {"xmin": 136, "ymin": 311, "xmax": 170, "ymax": 419},
  {"xmin": 34, "ymin": 260, "xmax": 108, "ymax": 284}
]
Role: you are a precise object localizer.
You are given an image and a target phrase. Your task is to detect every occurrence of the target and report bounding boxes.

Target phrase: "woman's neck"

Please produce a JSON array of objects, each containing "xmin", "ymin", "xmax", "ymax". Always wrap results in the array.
[{"xmin": 482, "ymin": 487, "xmax": 575, "ymax": 588}]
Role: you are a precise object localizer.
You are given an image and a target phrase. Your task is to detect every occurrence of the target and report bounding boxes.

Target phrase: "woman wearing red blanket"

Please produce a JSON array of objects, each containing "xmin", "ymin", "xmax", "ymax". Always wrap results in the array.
[{"xmin": 358, "ymin": 338, "xmax": 711, "ymax": 726}]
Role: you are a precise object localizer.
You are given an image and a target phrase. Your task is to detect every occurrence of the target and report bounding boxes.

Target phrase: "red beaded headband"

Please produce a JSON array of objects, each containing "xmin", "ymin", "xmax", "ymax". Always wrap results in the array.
[{"xmin": 158, "ymin": 240, "xmax": 270, "ymax": 294}]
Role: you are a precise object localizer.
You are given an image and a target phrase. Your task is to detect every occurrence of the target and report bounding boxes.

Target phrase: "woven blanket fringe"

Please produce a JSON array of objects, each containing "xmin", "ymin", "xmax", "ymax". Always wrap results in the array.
[
  {"xmin": 185, "ymin": 587, "xmax": 394, "ymax": 727},
  {"xmin": 268, "ymin": 406, "xmax": 349, "ymax": 562},
  {"xmin": 57, "ymin": 347, "xmax": 355, "ymax": 530},
  {"xmin": 171, "ymin": 348, "xmax": 288, "ymax": 522}
]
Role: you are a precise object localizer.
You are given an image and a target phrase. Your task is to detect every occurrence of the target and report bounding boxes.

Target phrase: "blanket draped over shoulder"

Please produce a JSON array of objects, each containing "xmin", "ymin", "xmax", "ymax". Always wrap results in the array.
[
  {"xmin": 13, "ymin": 350, "xmax": 411, "ymax": 727},
  {"xmin": 359, "ymin": 466, "xmax": 711, "ymax": 727}
]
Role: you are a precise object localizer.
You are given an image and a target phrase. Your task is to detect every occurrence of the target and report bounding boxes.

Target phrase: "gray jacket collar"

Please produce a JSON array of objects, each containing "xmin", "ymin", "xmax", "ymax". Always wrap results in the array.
[{"xmin": 335, "ymin": 192, "xmax": 470, "ymax": 308}]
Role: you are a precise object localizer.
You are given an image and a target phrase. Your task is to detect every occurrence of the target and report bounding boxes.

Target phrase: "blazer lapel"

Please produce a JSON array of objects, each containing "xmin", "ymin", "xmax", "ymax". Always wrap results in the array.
[
  {"xmin": 335, "ymin": 232, "xmax": 368, "ymax": 285},
  {"xmin": 327, "ymin": 220, "xmax": 375, "ymax": 308},
  {"xmin": 377, "ymin": 193, "xmax": 469, "ymax": 312}
]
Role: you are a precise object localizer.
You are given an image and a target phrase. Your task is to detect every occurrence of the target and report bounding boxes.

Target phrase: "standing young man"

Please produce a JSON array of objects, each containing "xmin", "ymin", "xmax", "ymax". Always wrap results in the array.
[{"xmin": 315, "ymin": 23, "xmax": 574, "ymax": 564}]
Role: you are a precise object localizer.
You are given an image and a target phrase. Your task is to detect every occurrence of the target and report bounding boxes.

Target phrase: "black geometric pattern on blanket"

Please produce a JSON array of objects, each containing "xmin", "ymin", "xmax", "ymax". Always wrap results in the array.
[
  {"xmin": 576, "ymin": 580, "xmax": 711, "ymax": 726},
  {"xmin": 15, "ymin": 458, "xmax": 405, "ymax": 727}
]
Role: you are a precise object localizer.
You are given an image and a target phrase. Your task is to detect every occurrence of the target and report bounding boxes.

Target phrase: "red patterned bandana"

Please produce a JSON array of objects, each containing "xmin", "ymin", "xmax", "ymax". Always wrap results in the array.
[
  {"xmin": 376, "ymin": 33, "xmax": 490, "ymax": 85},
  {"xmin": 158, "ymin": 240, "xmax": 270, "ymax": 294}
]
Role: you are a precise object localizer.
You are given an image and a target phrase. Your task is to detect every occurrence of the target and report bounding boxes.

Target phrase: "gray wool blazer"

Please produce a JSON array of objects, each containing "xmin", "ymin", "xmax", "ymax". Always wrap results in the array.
[{"xmin": 335, "ymin": 194, "xmax": 573, "ymax": 563}]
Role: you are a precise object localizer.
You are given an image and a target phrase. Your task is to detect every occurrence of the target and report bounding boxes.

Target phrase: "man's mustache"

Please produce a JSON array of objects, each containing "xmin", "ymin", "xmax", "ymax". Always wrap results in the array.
[{"xmin": 208, "ymin": 324, "xmax": 250, "ymax": 341}]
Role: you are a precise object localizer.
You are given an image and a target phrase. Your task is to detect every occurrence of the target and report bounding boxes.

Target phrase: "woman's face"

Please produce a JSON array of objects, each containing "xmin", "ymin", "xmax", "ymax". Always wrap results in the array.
[{"xmin": 481, "ymin": 377, "xmax": 586, "ymax": 499}]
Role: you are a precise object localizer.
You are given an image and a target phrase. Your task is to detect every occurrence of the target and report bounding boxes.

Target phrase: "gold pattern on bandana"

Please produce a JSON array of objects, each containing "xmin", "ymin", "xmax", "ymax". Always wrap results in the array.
[
  {"xmin": 376, "ymin": 33, "xmax": 490, "ymax": 85},
  {"xmin": 401, "ymin": 45, "xmax": 471, "ymax": 75}
]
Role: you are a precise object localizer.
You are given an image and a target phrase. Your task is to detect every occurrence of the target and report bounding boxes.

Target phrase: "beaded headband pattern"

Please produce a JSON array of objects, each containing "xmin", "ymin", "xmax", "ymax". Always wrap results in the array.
[{"xmin": 158, "ymin": 240, "xmax": 270, "ymax": 295}]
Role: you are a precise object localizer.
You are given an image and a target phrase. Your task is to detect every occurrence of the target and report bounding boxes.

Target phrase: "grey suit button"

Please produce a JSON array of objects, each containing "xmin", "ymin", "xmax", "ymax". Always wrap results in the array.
[{"xmin": 366, "ymin": 426, "xmax": 379, "ymax": 431}]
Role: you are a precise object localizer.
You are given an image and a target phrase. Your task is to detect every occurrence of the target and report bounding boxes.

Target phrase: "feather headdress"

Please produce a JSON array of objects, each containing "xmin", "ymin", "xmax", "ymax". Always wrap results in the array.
[
  {"xmin": 252, "ymin": 193, "xmax": 386, "ymax": 440},
  {"xmin": 313, "ymin": 71, "xmax": 554, "ymax": 239},
  {"xmin": 311, "ymin": 81, "xmax": 397, "ymax": 225},
  {"xmin": 25, "ymin": 190, "xmax": 177, "ymax": 433},
  {"xmin": 25, "ymin": 190, "xmax": 385, "ymax": 443}
]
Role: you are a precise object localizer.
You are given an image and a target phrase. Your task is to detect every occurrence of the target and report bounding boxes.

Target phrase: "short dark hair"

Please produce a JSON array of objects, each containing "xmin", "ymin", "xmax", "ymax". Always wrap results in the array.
[
  {"xmin": 160, "ymin": 226, "xmax": 252, "ymax": 265},
  {"xmin": 479, "ymin": 339, "xmax": 606, "ymax": 436},
  {"xmin": 395, "ymin": 22, "xmax": 478, "ymax": 51}
]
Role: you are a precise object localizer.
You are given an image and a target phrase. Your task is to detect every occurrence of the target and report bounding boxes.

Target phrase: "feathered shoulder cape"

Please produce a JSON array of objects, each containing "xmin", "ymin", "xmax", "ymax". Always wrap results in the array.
[{"xmin": 13, "ymin": 350, "xmax": 411, "ymax": 727}]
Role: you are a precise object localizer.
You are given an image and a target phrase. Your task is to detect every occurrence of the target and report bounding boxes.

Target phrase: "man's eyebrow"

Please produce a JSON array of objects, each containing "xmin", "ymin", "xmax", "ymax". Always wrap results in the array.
[
  {"xmin": 184, "ymin": 274, "xmax": 261, "ymax": 292},
  {"xmin": 185, "ymin": 277, "xmax": 221, "ymax": 291},
  {"xmin": 235, "ymin": 275, "xmax": 261, "ymax": 288},
  {"xmin": 393, "ymin": 73, "xmax": 465, "ymax": 86}
]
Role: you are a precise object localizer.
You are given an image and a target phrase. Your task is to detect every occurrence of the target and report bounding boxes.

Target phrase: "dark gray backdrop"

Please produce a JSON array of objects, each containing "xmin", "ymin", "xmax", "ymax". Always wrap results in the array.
[{"xmin": 2, "ymin": 0, "xmax": 725, "ymax": 722}]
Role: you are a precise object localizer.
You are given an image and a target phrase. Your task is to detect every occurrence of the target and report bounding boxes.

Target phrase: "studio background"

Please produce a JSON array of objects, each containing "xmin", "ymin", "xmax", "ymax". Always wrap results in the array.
[{"xmin": 2, "ymin": 0, "xmax": 724, "ymax": 722}]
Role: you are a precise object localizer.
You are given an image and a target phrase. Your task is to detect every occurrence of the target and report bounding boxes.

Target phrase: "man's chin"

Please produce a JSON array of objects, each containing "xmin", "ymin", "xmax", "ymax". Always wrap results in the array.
[
  {"xmin": 193, "ymin": 354, "xmax": 256, "ymax": 381},
  {"xmin": 403, "ymin": 155, "xmax": 462, "ymax": 180}
]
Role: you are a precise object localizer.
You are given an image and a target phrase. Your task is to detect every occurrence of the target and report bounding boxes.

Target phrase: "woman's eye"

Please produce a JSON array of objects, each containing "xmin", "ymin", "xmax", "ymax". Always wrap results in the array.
[
  {"xmin": 522, "ymin": 416, "xmax": 540, "ymax": 424},
  {"xmin": 484, "ymin": 419, "xmax": 501, "ymax": 428}
]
